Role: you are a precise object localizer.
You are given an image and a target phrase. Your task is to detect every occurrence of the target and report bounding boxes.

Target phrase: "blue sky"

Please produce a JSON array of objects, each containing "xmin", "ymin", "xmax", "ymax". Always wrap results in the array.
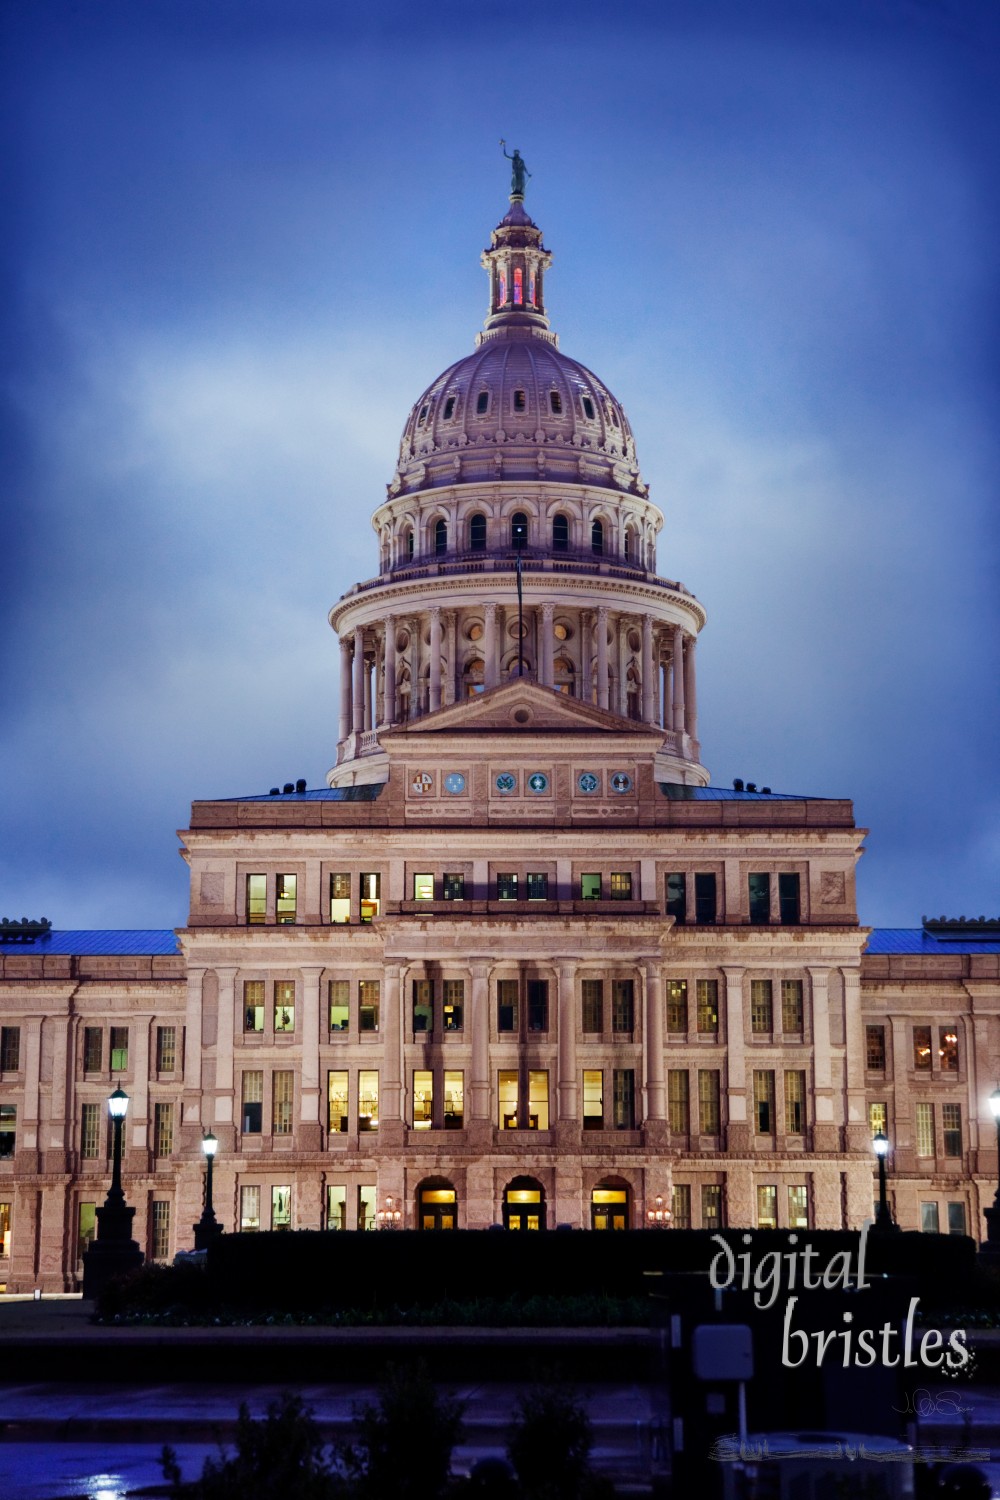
[{"xmin": 2, "ymin": 0, "xmax": 998, "ymax": 930}]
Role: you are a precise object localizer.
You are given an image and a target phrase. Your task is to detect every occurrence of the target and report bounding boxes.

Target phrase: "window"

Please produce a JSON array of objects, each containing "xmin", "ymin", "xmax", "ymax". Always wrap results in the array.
[
  {"xmin": 359, "ymin": 980, "xmax": 380, "ymax": 1032},
  {"xmin": 530, "ymin": 1071, "xmax": 550, "ymax": 1130},
  {"xmin": 528, "ymin": 980, "xmax": 548, "ymax": 1032},
  {"xmin": 110, "ymin": 1026, "xmax": 128, "ymax": 1073},
  {"xmin": 240, "ymin": 1185, "xmax": 261, "ymax": 1232},
  {"xmin": 665, "ymin": 873, "xmax": 686, "ymax": 923},
  {"xmin": 753, "ymin": 1071, "xmax": 775, "ymax": 1134},
  {"xmin": 526, "ymin": 872, "xmax": 548, "ymax": 900},
  {"xmin": 915, "ymin": 1102, "xmax": 934, "ymax": 1157},
  {"xmin": 667, "ymin": 980, "xmax": 687, "ymax": 1034},
  {"xmin": 785, "ymin": 1072, "xmax": 806, "ymax": 1135},
  {"xmin": 271, "ymin": 1185, "xmax": 292, "ymax": 1230},
  {"xmin": 757, "ymin": 1185, "xmax": 778, "ymax": 1230},
  {"xmin": 499, "ymin": 1070, "xmax": 518, "ymax": 1129},
  {"xmin": 942, "ymin": 1103, "xmax": 962, "ymax": 1158},
  {"xmin": 326, "ymin": 1185, "xmax": 347, "ymax": 1231},
  {"xmin": 513, "ymin": 386, "xmax": 526, "ymax": 410},
  {"xmin": 151, "ymin": 1201, "xmax": 170, "ymax": 1260},
  {"xmin": 273, "ymin": 1071, "xmax": 294, "ymax": 1135},
  {"xmin": 434, "ymin": 518, "xmax": 448, "ymax": 555},
  {"xmin": 672, "ymin": 1184, "xmax": 692, "ymax": 1229},
  {"xmin": 613, "ymin": 1069, "xmax": 635, "ymax": 1130},
  {"xmin": 0, "ymin": 1105, "xmax": 15, "ymax": 1158},
  {"xmin": 610, "ymin": 872, "xmax": 633, "ymax": 900},
  {"xmin": 696, "ymin": 980, "xmax": 719, "ymax": 1034},
  {"xmin": 443, "ymin": 980, "xmax": 464, "ymax": 1031},
  {"xmin": 499, "ymin": 1071, "xmax": 549, "ymax": 1130},
  {"xmin": 694, "ymin": 873, "xmax": 717, "ymax": 924},
  {"xmin": 329, "ymin": 873, "xmax": 351, "ymax": 923},
  {"xmin": 246, "ymin": 873, "xmax": 267, "ymax": 925},
  {"xmin": 778, "ymin": 873, "xmax": 800, "ymax": 924},
  {"xmin": 405, "ymin": 529, "xmax": 414, "ymax": 559},
  {"xmin": 866, "ymin": 1026, "xmax": 886, "ymax": 1071},
  {"xmin": 939, "ymin": 1028, "xmax": 959, "ymax": 1071},
  {"xmin": 417, "ymin": 403, "xmax": 429, "ymax": 425},
  {"xmin": 413, "ymin": 873, "xmax": 434, "ymax": 900},
  {"xmin": 329, "ymin": 980, "xmax": 349, "ymax": 1032},
  {"xmin": 591, "ymin": 518, "xmax": 603, "ymax": 555},
  {"xmin": 788, "ymin": 1186, "xmax": 809, "ymax": 1229},
  {"xmin": 358, "ymin": 1071, "xmax": 379, "ymax": 1131},
  {"xmin": 748, "ymin": 873, "xmax": 770, "ymax": 924},
  {"xmin": 358, "ymin": 1185, "xmax": 377, "ymax": 1231},
  {"xmin": 443, "ymin": 396, "xmax": 456, "ymax": 420},
  {"xmin": 921, "ymin": 1202, "xmax": 939, "ymax": 1234},
  {"xmin": 276, "ymin": 874, "xmax": 296, "ymax": 924},
  {"xmin": 550, "ymin": 391, "xmax": 563, "ymax": 416},
  {"xmin": 443, "ymin": 873, "xmax": 465, "ymax": 900},
  {"xmin": 698, "ymin": 1070, "xmax": 721, "ymax": 1135},
  {"xmin": 497, "ymin": 980, "xmax": 518, "ymax": 1033},
  {"xmin": 83, "ymin": 1027, "xmax": 102, "ymax": 1073},
  {"xmin": 582, "ymin": 396, "xmax": 595, "ymax": 420},
  {"xmin": 327, "ymin": 1071, "xmax": 348, "ymax": 1134},
  {"xmin": 444, "ymin": 1071, "xmax": 463, "ymax": 1129},
  {"xmin": 511, "ymin": 512, "xmax": 528, "ymax": 549},
  {"xmin": 611, "ymin": 980, "xmax": 634, "ymax": 1033},
  {"xmin": 750, "ymin": 980, "xmax": 773, "ymax": 1034},
  {"xmin": 583, "ymin": 1070, "xmax": 603, "ymax": 1130},
  {"xmin": 552, "ymin": 512, "xmax": 569, "ymax": 549},
  {"xmin": 668, "ymin": 1071, "xmax": 689, "ymax": 1134},
  {"xmin": 469, "ymin": 514, "xmax": 486, "ymax": 550},
  {"xmin": 581, "ymin": 874, "xmax": 602, "ymax": 900},
  {"xmin": 781, "ymin": 982, "xmax": 803, "ymax": 1034},
  {"xmin": 2, "ymin": 1200, "xmax": 14, "ymax": 1258},
  {"xmin": 0, "ymin": 1027, "xmax": 20, "ymax": 1073},
  {"xmin": 360, "ymin": 872, "xmax": 381, "ymax": 922},
  {"xmin": 948, "ymin": 1202, "xmax": 966, "ymax": 1236},
  {"xmin": 591, "ymin": 1182, "xmax": 628, "ymax": 1231},
  {"xmin": 869, "ymin": 1101, "xmax": 887, "ymax": 1138},
  {"xmin": 242, "ymin": 1072, "xmax": 263, "ymax": 1134},
  {"xmin": 154, "ymin": 1102, "xmax": 174, "ymax": 1158},
  {"xmin": 274, "ymin": 981, "xmax": 295, "ymax": 1033},
  {"xmin": 244, "ymin": 981, "xmax": 265, "ymax": 1033},
  {"xmin": 702, "ymin": 1185, "xmax": 723, "ymax": 1231},
  {"xmin": 914, "ymin": 1026, "xmax": 932, "ymax": 1070},
  {"xmin": 496, "ymin": 873, "xmax": 518, "ymax": 900},
  {"xmin": 81, "ymin": 1102, "xmax": 101, "ymax": 1159},
  {"xmin": 476, "ymin": 390, "xmax": 489, "ymax": 415},
  {"xmin": 412, "ymin": 980, "xmax": 433, "ymax": 1033},
  {"xmin": 413, "ymin": 1070, "xmax": 433, "ymax": 1130},
  {"xmin": 582, "ymin": 980, "xmax": 603, "ymax": 1034},
  {"xmin": 155, "ymin": 1027, "xmax": 176, "ymax": 1073}
]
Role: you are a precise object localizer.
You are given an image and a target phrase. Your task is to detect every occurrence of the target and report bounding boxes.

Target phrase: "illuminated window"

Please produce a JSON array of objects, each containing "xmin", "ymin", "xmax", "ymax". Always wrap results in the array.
[
  {"xmin": 76, "ymin": 1203, "xmax": 94, "ymax": 1262},
  {"xmin": 499, "ymin": 1070, "xmax": 518, "ymax": 1129},
  {"xmin": 110, "ymin": 1026, "xmax": 128, "ymax": 1073},
  {"xmin": 273, "ymin": 981, "xmax": 295, "ymax": 1033},
  {"xmin": 513, "ymin": 268, "xmax": 523, "ymax": 305},
  {"xmin": 942, "ymin": 1103, "xmax": 962, "ymax": 1157},
  {"xmin": 583, "ymin": 1070, "xmax": 603, "ymax": 1130},
  {"xmin": 240, "ymin": 1185, "xmax": 261, "ymax": 1232},
  {"xmin": 866, "ymin": 1026, "xmax": 886, "ymax": 1070},
  {"xmin": 329, "ymin": 980, "xmax": 349, "ymax": 1032},
  {"xmin": 667, "ymin": 980, "xmax": 688, "ymax": 1034},
  {"xmin": 748, "ymin": 873, "xmax": 770, "ymax": 924},
  {"xmin": 591, "ymin": 518, "xmax": 603, "ymax": 555},
  {"xmin": 276, "ymin": 874, "xmax": 296, "ymax": 924},
  {"xmin": 444, "ymin": 1071, "xmax": 463, "ymax": 1129},
  {"xmin": 696, "ymin": 980, "xmax": 719, "ymax": 1034},
  {"xmin": 419, "ymin": 1182, "xmax": 457, "ymax": 1231},
  {"xmin": 413, "ymin": 1070, "xmax": 433, "ymax": 1130},
  {"xmin": 591, "ymin": 1181, "xmax": 628, "ymax": 1231},
  {"xmin": 83, "ymin": 1027, "xmax": 102, "ymax": 1073},
  {"xmin": 672, "ymin": 1184, "xmax": 692, "ymax": 1229},
  {"xmin": 784, "ymin": 1071, "xmax": 806, "ymax": 1134},
  {"xmin": 326, "ymin": 1184, "xmax": 347, "ymax": 1231},
  {"xmin": 782, "ymin": 981, "xmax": 804, "ymax": 1034},
  {"xmin": 699, "ymin": 1070, "xmax": 721, "ymax": 1134},
  {"xmin": 443, "ymin": 873, "xmax": 465, "ymax": 900},
  {"xmin": 939, "ymin": 1028, "xmax": 959, "ymax": 1071},
  {"xmin": 915, "ymin": 1102, "xmax": 934, "ymax": 1157},
  {"xmin": 153, "ymin": 1102, "xmax": 174, "ymax": 1157},
  {"xmin": 668, "ymin": 1071, "xmax": 689, "ymax": 1134},
  {"xmin": 750, "ymin": 980, "xmax": 773, "ymax": 1034},
  {"xmin": 610, "ymin": 872, "xmax": 632, "ymax": 900},
  {"xmin": 243, "ymin": 981, "xmax": 264, "ymax": 1032},
  {"xmin": 155, "ymin": 1026, "xmax": 176, "ymax": 1072},
  {"xmin": 613, "ymin": 1070, "xmax": 634, "ymax": 1129},
  {"xmin": 753, "ymin": 1071, "xmax": 775, "ymax": 1134},
  {"xmin": 469, "ymin": 513, "xmax": 487, "ymax": 550},
  {"xmin": 358, "ymin": 1185, "xmax": 377, "ymax": 1230},
  {"xmin": 788, "ymin": 1186, "xmax": 809, "ymax": 1229},
  {"xmin": 913, "ymin": 1026, "xmax": 932, "ymax": 1070},
  {"xmin": 412, "ymin": 980, "xmax": 433, "ymax": 1033},
  {"xmin": 271, "ymin": 1185, "xmax": 291, "ymax": 1230},
  {"xmin": 81, "ymin": 1103, "xmax": 101, "ymax": 1159},
  {"xmin": 358, "ymin": 1071, "xmax": 379, "ymax": 1131},
  {"xmin": 242, "ymin": 1071, "xmax": 263, "ymax": 1134},
  {"xmin": 413, "ymin": 873, "xmax": 434, "ymax": 900},
  {"xmin": 611, "ymin": 980, "xmax": 634, "ymax": 1033},
  {"xmin": 443, "ymin": 980, "xmax": 464, "ymax": 1031},
  {"xmin": 869, "ymin": 1101, "xmax": 887, "ymax": 1138},
  {"xmin": 246, "ymin": 873, "xmax": 267, "ymax": 925},
  {"xmin": 359, "ymin": 981, "xmax": 380, "ymax": 1032},
  {"xmin": 582, "ymin": 980, "xmax": 602, "ymax": 1034},
  {"xmin": 498, "ymin": 270, "xmax": 507, "ymax": 304},
  {"xmin": 497, "ymin": 980, "xmax": 518, "ymax": 1033},
  {"xmin": 327, "ymin": 1071, "xmax": 348, "ymax": 1134},
  {"xmin": 360, "ymin": 872, "xmax": 381, "ymax": 922},
  {"xmin": 581, "ymin": 873, "xmax": 602, "ymax": 900},
  {"xmin": 329, "ymin": 872, "xmax": 351, "ymax": 924},
  {"xmin": 756, "ymin": 1185, "xmax": 778, "ymax": 1230},
  {"xmin": 528, "ymin": 981, "xmax": 548, "ymax": 1032},
  {"xmin": 702, "ymin": 1185, "xmax": 723, "ymax": 1231},
  {"xmin": 151, "ymin": 1201, "xmax": 171, "ymax": 1260},
  {"xmin": 0, "ymin": 1028, "xmax": 20, "ymax": 1073},
  {"xmin": 272, "ymin": 1071, "xmax": 294, "ymax": 1135}
]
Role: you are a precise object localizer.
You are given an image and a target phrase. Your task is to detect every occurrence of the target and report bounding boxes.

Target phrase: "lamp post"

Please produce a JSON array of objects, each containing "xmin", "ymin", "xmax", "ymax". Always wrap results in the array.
[
  {"xmin": 646, "ymin": 1194, "xmax": 672, "ymax": 1228},
  {"xmin": 872, "ymin": 1131, "xmax": 899, "ymax": 1233},
  {"xmin": 82, "ymin": 1085, "xmax": 144, "ymax": 1297},
  {"xmin": 377, "ymin": 1194, "xmax": 402, "ymax": 1229},
  {"xmin": 193, "ymin": 1130, "xmax": 223, "ymax": 1250},
  {"xmin": 982, "ymin": 1089, "xmax": 1000, "ymax": 1252}
]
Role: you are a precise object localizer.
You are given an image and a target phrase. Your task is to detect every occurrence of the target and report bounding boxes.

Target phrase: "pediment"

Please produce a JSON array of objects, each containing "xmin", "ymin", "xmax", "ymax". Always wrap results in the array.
[{"xmin": 380, "ymin": 680, "xmax": 665, "ymax": 739}]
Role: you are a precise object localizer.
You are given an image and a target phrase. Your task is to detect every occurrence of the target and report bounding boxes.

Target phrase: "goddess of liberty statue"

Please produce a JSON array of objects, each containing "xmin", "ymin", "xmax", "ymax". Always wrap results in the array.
[{"xmin": 499, "ymin": 140, "xmax": 530, "ymax": 198}]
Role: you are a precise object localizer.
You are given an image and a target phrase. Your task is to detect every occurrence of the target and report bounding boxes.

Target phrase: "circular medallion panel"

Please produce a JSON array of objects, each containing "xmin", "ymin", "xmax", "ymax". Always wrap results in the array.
[
  {"xmin": 495, "ymin": 772, "xmax": 517, "ymax": 794},
  {"xmin": 527, "ymin": 773, "xmax": 549, "ymax": 794},
  {"xmin": 610, "ymin": 772, "xmax": 633, "ymax": 794},
  {"xmin": 444, "ymin": 772, "xmax": 466, "ymax": 795},
  {"xmin": 577, "ymin": 771, "xmax": 600, "ymax": 794},
  {"xmin": 410, "ymin": 771, "xmax": 433, "ymax": 796}
]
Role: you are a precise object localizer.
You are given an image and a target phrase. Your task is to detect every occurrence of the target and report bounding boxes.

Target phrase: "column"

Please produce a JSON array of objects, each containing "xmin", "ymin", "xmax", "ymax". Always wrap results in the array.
[
  {"xmin": 671, "ymin": 626, "xmax": 686, "ymax": 733},
  {"xmin": 809, "ymin": 967, "xmax": 837, "ymax": 1150},
  {"xmin": 382, "ymin": 963, "xmax": 403, "ymax": 1124},
  {"xmin": 47, "ymin": 1016, "xmax": 70, "ymax": 1153},
  {"xmin": 470, "ymin": 961, "xmax": 490, "ymax": 1121},
  {"xmin": 581, "ymin": 612, "xmax": 594, "ymax": 703},
  {"xmin": 182, "ymin": 968, "xmax": 206, "ymax": 1125},
  {"xmin": 383, "ymin": 617, "xmax": 397, "ymax": 724},
  {"xmin": 338, "ymin": 638, "xmax": 352, "ymax": 742},
  {"xmin": 363, "ymin": 654, "xmax": 373, "ymax": 731},
  {"xmin": 129, "ymin": 1019, "xmax": 151, "ymax": 1152},
  {"xmin": 641, "ymin": 615, "xmax": 655, "ymax": 724},
  {"xmin": 352, "ymin": 626, "xmax": 365, "ymax": 734},
  {"xmin": 556, "ymin": 962, "xmax": 577, "ymax": 1122},
  {"xmin": 429, "ymin": 607, "xmax": 443, "ymax": 711},
  {"xmin": 299, "ymin": 965, "xmax": 324, "ymax": 1132},
  {"xmin": 684, "ymin": 633, "xmax": 698, "ymax": 741},
  {"xmin": 644, "ymin": 962, "xmax": 666, "ymax": 1121},
  {"xmin": 408, "ymin": 619, "xmax": 421, "ymax": 719},
  {"xmin": 722, "ymin": 967, "xmax": 748, "ymax": 1149},
  {"xmin": 445, "ymin": 610, "xmax": 458, "ymax": 705},
  {"xmin": 841, "ymin": 967, "xmax": 869, "ymax": 1153},
  {"xmin": 213, "ymin": 967, "xmax": 238, "ymax": 1127},
  {"xmin": 596, "ymin": 606, "xmax": 609, "ymax": 710},
  {"xmin": 22, "ymin": 1017, "xmax": 42, "ymax": 1150},
  {"xmin": 484, "ymin": 602, "xmax": 498, "ymax": 690},
  {"xmin": 540, "ymin": 602, "xmax": 554, "ymax": 688}
]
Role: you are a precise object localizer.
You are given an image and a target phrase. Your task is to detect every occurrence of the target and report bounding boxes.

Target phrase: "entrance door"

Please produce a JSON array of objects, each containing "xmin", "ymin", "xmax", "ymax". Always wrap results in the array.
[
  {"xmin": 503, "ymin": 1179, "xmax": 545, "ymax": 1231},
  {"xmin": 419, "ymin": 1185, "xmax": 456, "ymax": 1230},
  {"xmin": 591, "ymin": 1185, "xmax": 629, "ymax": 1230}
]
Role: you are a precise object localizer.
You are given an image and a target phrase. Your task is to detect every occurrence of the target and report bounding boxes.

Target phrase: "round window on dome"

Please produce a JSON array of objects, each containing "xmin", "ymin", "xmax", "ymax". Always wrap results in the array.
[
  {"xmin": 468, "ymin": 622, "xmax": 484, "ymax": 641},
  {"xmin": 553, "ymin": 623, "xmax": 569, "ymax": 641}
]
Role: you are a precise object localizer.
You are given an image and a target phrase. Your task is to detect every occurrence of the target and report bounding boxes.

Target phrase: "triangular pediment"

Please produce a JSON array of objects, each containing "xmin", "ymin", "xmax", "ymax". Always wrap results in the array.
[{"xmin": 379, "ymin": 680, "xmax": 665, "ymax": 739}]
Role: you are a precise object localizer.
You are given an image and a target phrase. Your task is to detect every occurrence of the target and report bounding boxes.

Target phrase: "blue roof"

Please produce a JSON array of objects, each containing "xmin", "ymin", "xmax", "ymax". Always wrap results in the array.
[
  {"xmin": 866, "ymin": 929, "xmax": 1000, "ymax": 956},
  {"xmin": 214, "ymin": 785, "xmax": 383, "ymax": 803},
  {"xmin": 659, "ymin": 784, "xmax": 832, "ymax": 801},
  {"xmin": 0, "ymin": 930, "xmax": 181, "ymax": 955}
]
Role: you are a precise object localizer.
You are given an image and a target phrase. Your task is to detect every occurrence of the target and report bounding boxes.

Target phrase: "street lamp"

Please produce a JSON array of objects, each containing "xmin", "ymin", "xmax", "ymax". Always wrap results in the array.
[
  {"xmin": 981, "ymin": 1089, "xmax": 1000, "ymax": 1252},
  {"xmin": 377, "ymin": 1194, "xmax": 402, "ymax": 1229},
  {"xmin": 646, "ymin": 1194, "xmax": 672, "ymax": 1228},
  {"xmin": 872, "ymin": 1131, "xmax": 899, "ymax": 1233},
  {"xmin": 81, "ymin": 1085, "xmax": 144, "ymax": 1297},
  {"xmin": 193, "ymin": 1130, "xmax": 223, "ymax": 1250}
]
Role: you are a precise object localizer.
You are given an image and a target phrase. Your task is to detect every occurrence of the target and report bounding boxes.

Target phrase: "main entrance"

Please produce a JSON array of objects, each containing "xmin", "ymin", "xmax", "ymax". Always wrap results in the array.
[
  {"xmin": 418, "ymin": 1180, "xmax": 457, "ymax": 1230},
  {"xmin": 591, "ymin": 1178, "xmax": 630, "ymax": 1230},
  {"xmin": 502, "ymin": 1176, "xmax": 546, "ymax": 1231}
]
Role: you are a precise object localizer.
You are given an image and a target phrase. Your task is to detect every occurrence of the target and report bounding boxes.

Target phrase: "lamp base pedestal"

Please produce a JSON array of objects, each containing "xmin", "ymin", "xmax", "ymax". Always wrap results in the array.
[
  {"xmin": 981, "ymin": 1204, "xmax": 1000, "ymax": 1255},
  {"xmin": 193, "ymin": 1218, "xmax": 225, "ymax": 1252}
]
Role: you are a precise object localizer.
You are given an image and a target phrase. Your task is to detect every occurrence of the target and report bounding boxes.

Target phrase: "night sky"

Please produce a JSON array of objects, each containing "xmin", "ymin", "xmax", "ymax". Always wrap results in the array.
[{"xmin": 3, "ymin": 0, "xmax": 998, "ymax": 932}]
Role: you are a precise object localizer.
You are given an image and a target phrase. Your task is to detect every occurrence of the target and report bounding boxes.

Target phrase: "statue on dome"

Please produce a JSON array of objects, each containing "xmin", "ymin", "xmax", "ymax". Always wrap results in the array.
[{"xmin": 500, "ymin": 140, "xmax": 530, "ymax": 198}]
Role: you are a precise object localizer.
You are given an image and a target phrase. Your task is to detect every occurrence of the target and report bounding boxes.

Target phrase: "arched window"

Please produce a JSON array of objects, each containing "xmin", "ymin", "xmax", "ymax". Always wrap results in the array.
[
  {"xmin": 417, "ymin": 1179, "xmax": 457, "ymax": 1231},
  {"xmin": 624, "ymin": 528, "xmax": 634, "ymax": 563},
  {"xmin": 511, "ymin": 512, "xmax": 528, "ymax": 550},
  {"xmin": 503, "ymin": 1176, "xmax": 546, "ymax": 1231},
  {"xmin": 464, "ymin": 658, "xmax": 485, "ymax": 697},
  {"xmin": 513, "ymin": 267, "xmax": 523, "ymax": 305},
  {"xmin": 553, "ymin": 656, "xmax": 575, "ymax": 696},
  {"xmin": 434, "ymin": 518, "xmax": 448, "ymax": 556},
  {"xmin": 405, "ymin": 529, "xmax": 414, "ymax": 561},
  {"xmin": 591, "ymin": 1178, "xmax": 630, "ymax": 1231},
  {"xmin": 469, "ymin": 513, "xmax": 487, "ymax": 551},
  {"xmin": 591, "ymin": 518, "xmax": 604, "ymax": 556},
  {"xmin": 552, "ymin": 514, "xmax": 569, "ymax": 552}
]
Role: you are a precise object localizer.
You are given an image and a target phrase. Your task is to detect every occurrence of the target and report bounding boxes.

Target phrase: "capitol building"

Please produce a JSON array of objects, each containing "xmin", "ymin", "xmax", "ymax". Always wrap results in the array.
[{"xmin": 1, "ymin": 176, "xmax": 997, "ymax": 1289}]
